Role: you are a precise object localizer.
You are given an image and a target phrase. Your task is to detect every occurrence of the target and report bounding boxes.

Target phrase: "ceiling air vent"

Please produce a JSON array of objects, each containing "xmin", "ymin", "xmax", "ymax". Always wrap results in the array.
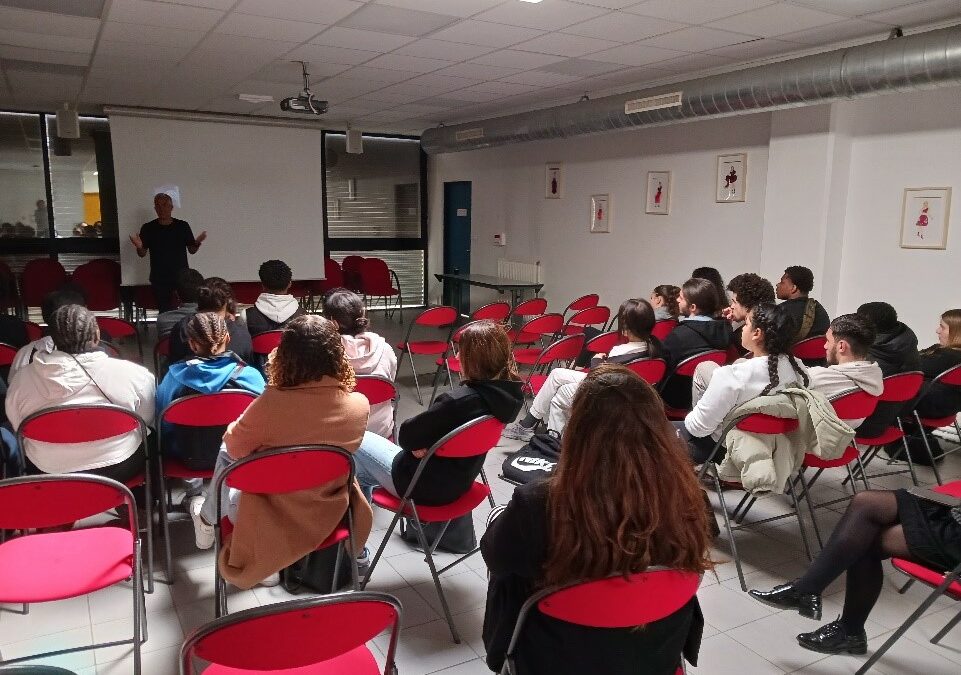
[
  {"xmin": 624, "ymin": 91, "xmax": 683, "ymax": 115},
  {"xmin": 454, "ymin": 127, "xmax": 484, "ymax": 141}
]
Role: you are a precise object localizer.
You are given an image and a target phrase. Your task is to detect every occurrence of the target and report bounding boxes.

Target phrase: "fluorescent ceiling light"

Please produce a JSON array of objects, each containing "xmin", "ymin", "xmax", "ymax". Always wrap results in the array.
[
  {"xmin": 237, "ymin": 94, "xmax": 274, "ymax": 103},
  {"xmin": 519, "ymin": 0, "xmax": 543, "ymax": 3}
]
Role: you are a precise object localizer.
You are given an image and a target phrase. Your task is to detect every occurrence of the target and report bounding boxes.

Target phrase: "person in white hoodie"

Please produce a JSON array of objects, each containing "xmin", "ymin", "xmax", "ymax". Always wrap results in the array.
[
  {"xmin": 5, "ymin": 304, "xmax": 155, "ymax": 483},
  {"xmin": 322, "ymin": 289, "xmax": 398, "ymax": 439},
  {"xmin": 242, "ymin": 259, "xmax": 305, "ymax": 336}
]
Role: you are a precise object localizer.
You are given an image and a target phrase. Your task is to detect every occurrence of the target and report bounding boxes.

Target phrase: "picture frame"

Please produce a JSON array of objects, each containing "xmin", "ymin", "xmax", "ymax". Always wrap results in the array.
[
  {"xmin": 900, "ymin": 187, "xmax": 952, "ymax": 250},
  {"xmin": 716, "ymin": 153, "xmax": 746, "ymax": 203},
  {"xmin": 545, "ymin": 162, "xmax": 563, "ymax": 199},
  {"xmin": 590, "ymin": 194, "xmax": 611, "ymax": 233},
  {"xmin": 646, "ymin": 171, "xmax": 671, "ymax": 215}
]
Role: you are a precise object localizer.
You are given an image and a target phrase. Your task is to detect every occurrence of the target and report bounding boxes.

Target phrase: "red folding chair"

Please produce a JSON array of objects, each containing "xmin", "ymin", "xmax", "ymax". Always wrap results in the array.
[
  {"xmin": 19, "ymin": 258, "xmax": 67, "ymax": 315},
  {"xmin": 508, "ymin": 297, "xmax": 548, "ymax": 339},
  {"xmin": 15, "ymin": 404, "xmax": 155, "ymax": 593},
  {"xmin": 510, "ymin": 313, "xmax": 564, "ymax": 353},
  {"xmin": 354, "ymin": 374, "xmax": 399, "ymax": 441},
  {"xmin": 157, "ymin": 390, "xmax": 258, "ymax": 584},
  {"xmin": 583, "ymin": 329, "xmax": 624, "ymax": 357},
  {"xmin": 698, "ymin": 412, "xmax": 813, "ymax": 591},
  {"xmin": 180, "ymin": 591, "xmax": 401, "ymax": 675},
  {"xmin": 623, "ymin": 357, "xmax": 667, "ymax": 386},
  {"xmin": 317, "ymin": 257, "xmax": 345, "ymax": 296},
  {"xmin": 230, "ymin": 281, "xmax": 261, "ymax": 305},
  {"xmin": 361, "ymin": 416, "xmax": 504, "ymax": 642},
  {"xmin": 908, "ymin": 363, "xmax": 961, "ymax": 486},
  {"xmin": 469, "ymin": 301, "xmax": 512, "ymax": 324},
  {"xmin": 132, "ymin": 284, "xmax": 158, "ymax": 327},
  {"xmin": 428, "ymin": 320, "xmax": 485, "ymax": 406},
  {"xmin": 359, "ymin": 257, "xmax": 403, "ymax": 322},
  {"xmin": 71, "ymin": 258, "xmax": 121, "ymax": 312},
  {"xmin": 500, "ymin": 567, "xmax": 701, "ymax": 675},
  {"xmin": 561, "ymin": 293, "xmax": 599, "ymax": 320},
  {"xmin": 792, "ymin": 335, "xmax": 827, "ymax": 366},
  {"xmin": 521, "ymin": 334, "xmax": 586, "ymax": 399},
  {"xmin": 857, "ymin": 480, "xmax": 961, "ymax": 675},
  {"xmin": 0, "ymin": 475, "xmax": 146, "ymax": 672},
  {"xmin": 154, "ymin": 334, "xmax": 171, "ymax": 378},
  {"xmin": 23, "ymin": 320, "xmax": 43, "ymax": 341},
  {"xmin": 213, "ymin": 445, "xmax": 360, "ymax": 616},
  {"xmin": 396, "ymin": 305, "xmax": 458, "ymax": 405},
  {"xmin": 251, "ymin": 329, "xmax": 283, "ymax": 360},
  {"xmin": 96, "ymin": 315, "xmax": 143, "ymax": 360},
  {"xmin": 0, "ymin": 342, "xmax": 17, "ymax": 371},
  {"xmin": 341, "ymin": 255, "xmax": 365, "ymax": 294},
  {"xmin": 561, "ymin": 305, "xmax": 610, "ymax": 336},
  {"xmin": 652, "ymin": 319, "xmax": 678, "ymax": 340},
  {"xmin": 661, "ymin": 350, "xmax": 728, "ymax": 420}
]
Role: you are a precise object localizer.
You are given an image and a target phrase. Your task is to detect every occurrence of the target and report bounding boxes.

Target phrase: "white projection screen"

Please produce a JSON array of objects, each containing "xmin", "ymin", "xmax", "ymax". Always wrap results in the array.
[{"xmin": 110, "ymin": 113, "xmax": 325, "ymax": 286}]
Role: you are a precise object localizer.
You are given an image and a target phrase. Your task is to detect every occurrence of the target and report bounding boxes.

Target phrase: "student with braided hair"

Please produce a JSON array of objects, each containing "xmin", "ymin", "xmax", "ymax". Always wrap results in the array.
[
  {"xmin": 676, "ymin": 302, "xmax": 809, "ymax": 463},
  {"xmin": 5, "ymin": 304, "xmax": 155, "ymax": 482}
]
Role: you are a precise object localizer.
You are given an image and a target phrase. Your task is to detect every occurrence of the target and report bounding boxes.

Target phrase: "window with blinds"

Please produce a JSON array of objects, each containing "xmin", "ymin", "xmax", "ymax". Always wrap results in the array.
[{"xmin": 330, "ymin": 251, "xmax": 424, "ymax": 307}]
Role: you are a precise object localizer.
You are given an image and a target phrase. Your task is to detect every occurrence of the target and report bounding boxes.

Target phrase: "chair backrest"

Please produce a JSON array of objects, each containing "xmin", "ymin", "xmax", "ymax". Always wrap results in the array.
[
  {"xmin": 564, "ymin": 294, "xmax": 599, "ymax": 314},
  {"xmin": 933, "ymin": 363, "xmax": 961, "ymax": 387},
  {"xmin": 354, "ymin": 374, "xmax": 398, "ymax": 406},
  {"xmin": 651, "ymin": 319, "xmax": 678, "ymax": 340},
  {"xmin": 318, "ymin": 257, "xmax": 345, "ymax": 294},
  {"xmin": 880, "ymin": 371, "xmax": 924, "ymax": 402},
  {"xmin": 0, "ymin": 474, "xmax": 137, "ymax": 531},
  {"xmin": 358, "ymin": 257, "xmax": 394, "ymax": 295},
  {"xmin": 230, "ymin": 281, "xmax": 261, "ymax": 305},
  {"xmin": 512, "ymin": 297, "xmax": 548, "ymax": 318},
  {"xmin": 413, "ymin": 305, "xmax": 458, "ymax": 328},
  {"xmin": 95, "ymin": 315, "xmax": 137, "ymax": 339},
  {"xmin": 471, "ymin": 301, "xmax": 512, "ymax": 322},
  {"xmin": 792, "ymin": 335, "xmax": 827, "ymax": 360},
  {"xmin": 829, "ymin": 388, "xmax": 879, "ymax": 423},
  {"xmin": 673, "ymin": 350, "xmax": 727, "ymax": 377},
  {"xmin": 0, "ymin": 342, "xmax": 17, "ymax": 368},
  {"xmin": 20, "ymin": 258, "xmax": 67, "ymax": 307},
  {"xmin": 341, "ymin": 256, "xmax": 365, "ymax": 292},
  {"xmin": 624, "ymin": 357, "xmax": 667, "ymax": 386},
  {"xmin": 251, "ymin": 329, "xmax": 284, "ymax": 356},
  {"xmin": 564, "ymin": 306, "xmax": 611, "ymax": 330},
  {"xmin": 71, "ymin": 259, "xmax": 121, "ymax": 311},
  {"xmin": 180, "ymin": 592, "xmax": 402, "ymax": 675},
  {"xmin": 18, "ymin": 404, "xmax": 146, "ymax": 445},
  {"xmin": 531, "ymin": 334, "xmax": 586, "ymax": 371},
  {"xmin": 221, "ymin": 445, "xmax": 353, "ymax": 494},
  {"xmin": 161, "ymin": 390, "xmax": 257, "ymax": 427},
  {"xmin": 433, "ymin": 415, "xmax": 505, "ymax": 459},
  {"xmin": 23, "ymin": 320, "xmax": 43, "ymax": 341},
  {"xmin": 584, "ymin": 330, "xmax": 624, "ymax": 355},
  {"xmin": 519, "ymin": 313, "xmax": 564, "ymax": 337},
  {"xmin": 134, "ymin": 284, "xmax": 158, "ymax": 310}
]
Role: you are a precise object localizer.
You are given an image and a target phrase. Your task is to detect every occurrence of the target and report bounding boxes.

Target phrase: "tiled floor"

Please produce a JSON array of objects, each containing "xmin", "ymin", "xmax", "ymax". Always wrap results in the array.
[{"xmin": 3, "ymin": 313, "xmax": 961, "ymax": 674}]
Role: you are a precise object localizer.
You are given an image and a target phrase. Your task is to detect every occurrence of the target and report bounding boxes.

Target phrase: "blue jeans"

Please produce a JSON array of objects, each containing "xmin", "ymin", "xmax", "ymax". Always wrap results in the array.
[
  {"xmin": 354, "ymin": 431, "xmax": 402, "ymax": 501},
  {"xmin": 200, "ymin": 447, "xmax": 240, "ymax": 526}
]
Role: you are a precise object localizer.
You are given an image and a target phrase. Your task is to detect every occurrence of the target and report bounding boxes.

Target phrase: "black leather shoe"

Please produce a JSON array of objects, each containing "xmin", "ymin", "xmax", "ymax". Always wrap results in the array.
[
  {"xmin": 797, "ymin": 620, "xmax": 867, "ymax": 655},
  {"xmin": 748, "ymin": 580, "xmax": 822, "ymax": 619}
]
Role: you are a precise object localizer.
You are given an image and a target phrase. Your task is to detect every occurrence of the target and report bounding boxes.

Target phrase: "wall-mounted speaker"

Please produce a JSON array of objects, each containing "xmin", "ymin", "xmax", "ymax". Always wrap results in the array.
[
  {"xmin": 346, "ymin": 128, "xmax": 363, "ymax": 154},
  {"xmin": 56, "ymin": 106, "xmax": 80, "ymax": 139}
]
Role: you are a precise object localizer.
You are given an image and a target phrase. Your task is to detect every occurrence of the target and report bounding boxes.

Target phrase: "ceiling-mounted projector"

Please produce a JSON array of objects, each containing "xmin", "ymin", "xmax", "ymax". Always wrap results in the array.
[{"xmin": 280, "ymin": 61, "xmax": 328, "ymax": 115}]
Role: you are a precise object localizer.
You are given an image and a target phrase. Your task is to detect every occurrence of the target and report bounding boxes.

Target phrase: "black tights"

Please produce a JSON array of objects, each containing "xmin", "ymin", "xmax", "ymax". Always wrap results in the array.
[{"xmin": 795, "ymin": 491, "xmax": 911, "ymax": 633}]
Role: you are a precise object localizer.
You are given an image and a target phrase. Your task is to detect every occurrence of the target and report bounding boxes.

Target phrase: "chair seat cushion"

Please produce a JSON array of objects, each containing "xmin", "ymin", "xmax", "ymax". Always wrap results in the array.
[
  {"xmin": 0, "ymin": 527, "xmax": 133, "ymax": 603},
  {"xmin": 204, "ymin": 644, "xmax": 380, "ymax": 674},
  {"xmin": 804, "ymin": 446, "xmax": 860, "ymax": 469},
  {"xmin": 164, "ymin": 459, "xmax": 215, "ymax": 480},
  {"xmin": 396, "ymin": 340, "xmax": 448, "ymax": 355},
  {"xmin": 892, "ymin": 558, "xmax": 961, "ymax": 600},
  {"xmin": 371, "ymin": 482, "xmax": 490, "ymax": 523},
  {"xmin": 523, "ymin": 374, "xmax": 548, "ymax": 396},
  {"xmin": 220, "ymin": 519, "xmax": 349, "ymax": 550},
  {"xmin": 855, "ymin": 426, "xmax": 904, "ymax": 446},
  {"xmin": 915, "ymin": 415, "xmax": 959, "ymax": 429}
]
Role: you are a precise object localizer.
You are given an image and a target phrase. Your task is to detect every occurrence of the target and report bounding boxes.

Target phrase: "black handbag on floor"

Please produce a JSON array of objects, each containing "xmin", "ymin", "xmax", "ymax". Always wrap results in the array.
[
  {"xmin": 400, "ymin": 513, "xmax": 477, "ymax": 554},
  {"xmin": 501, "ymin": 432, "xmax": 561, "ymax": 486},
  {"xmin": 281, "ymin": 543, "xmax": 352, "ymax": 594}
]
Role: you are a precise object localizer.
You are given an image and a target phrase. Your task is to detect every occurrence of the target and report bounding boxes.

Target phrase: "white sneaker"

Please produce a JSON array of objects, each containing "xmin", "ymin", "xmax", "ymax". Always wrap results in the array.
[
  {"xmin": 502, "ymin": 422, "xmax": 535, "ymax": 441},
  {"xmin": 258, "ymin": 573, "xmax": 281, "ymax": 587},
  {"xmin": 189, "ymin": 497, "xmax": 215, "ymax": 550}
]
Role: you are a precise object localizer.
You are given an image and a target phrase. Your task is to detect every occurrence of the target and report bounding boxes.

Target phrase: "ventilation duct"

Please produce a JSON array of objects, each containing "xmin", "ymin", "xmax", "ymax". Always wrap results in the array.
[{"xmin": 421, "ymin": 24, "xmax": 961, "ymax": 155}]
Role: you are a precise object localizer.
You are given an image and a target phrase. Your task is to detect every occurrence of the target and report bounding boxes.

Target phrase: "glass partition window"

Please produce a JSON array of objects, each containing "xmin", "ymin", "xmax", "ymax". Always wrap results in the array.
[
  {"xmin": 0, "ymin": 112, "xmax": 48, "ymax": 238},
  {"xmin": 45, "ymin": 115, "xmax": 110, "ymax": 238}
]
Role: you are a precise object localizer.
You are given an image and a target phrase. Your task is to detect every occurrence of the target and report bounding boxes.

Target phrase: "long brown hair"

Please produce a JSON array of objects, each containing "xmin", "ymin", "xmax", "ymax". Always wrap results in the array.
[
  {"xmin": 458, "ymin": 320, "xmax": 520, "ymax": 382},
  {"xmin": 266, "ymin": 315, "xmax": 355, "ymax": 390},
  {"xmin": 544, "ymin": 365, "xmax": 713, "ymax": 586}
]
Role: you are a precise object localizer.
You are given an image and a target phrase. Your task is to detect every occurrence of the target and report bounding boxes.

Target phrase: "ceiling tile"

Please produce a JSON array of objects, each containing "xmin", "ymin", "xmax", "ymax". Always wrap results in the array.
[
  {"xmin": 393, "ymin": 38, "xmax": 493, "ymax": 61},
  {"xmin": 254, "ymin": 61, "xmax": 350, "ymax": 84},
  {"xmin": 652, "ymin": 51, "xmax": 738, "ymax": 75},
  {"xmin": 433, "ymin": 61, "xmax": 523, "ymax": 80},
  {"xmin": 108, "ymin": 0, "xmax": 224, "ymax": 31},
  {"xmin": 200, "ymin": 97, "xmax": 271, "ymax": 114},
  {"xmin": 593, "ymin": 64, "xmax": 671, "ymax": 87},
  {"xmin": 229, "ymin": 79, "xmax": 302, "ymax": 98},
  {"xmin": 400, "ymin": 72, "xmax": 484, "ymax": 94},
  {"xmin": 562, "ymin": 12, "xmax": 688, "ymax": 43},
  {"xmin": 311, "ymin": 26, "xmax": 416, "ymax": 52},
  {"xmin": 626, "ymin": 0, "xmax": 776, "ymax": 24},
  {"xmin": 360, "ymin": 87, "xmax": 429, "ymax": 103},
  {"xmin": 473, "ymin": 0, "xmax": 608, "ymax": 31},
  {"xmin": 338, "ymin": 4, "xmax": 459, "ymax": 37},
  {"xmin": 364, "ymin": 53, "xmax": 453, "ymax": 73},
  {"xmin": 155, "ymin": 0, "xmax": 234, "ymax": 7},
  {"xmin": 640, "ymin": 26, "xmax": 757, "ymax": 51},
  {"xmin": 99, "ymin": 21, "xmax": 206, "ymax": 48},
  {"xmin": 469, "ymin": 50, "xmax": 565, "ymax": 70},
  {"xmin": 285, "ymin": 43, "xmax": 380, "ymax": 66},
  {"xmin": 337, "ymin": 65, "xmax": 416, "ymax": 84},
  {"xmin": 373, "ymin": 0, "xmax": 504, "ymax": 17},
  {"xmin": 6, "ymin": 71, "xmax": 82, "ymax": 98},
  {"xmin": 537, "ymin": 58, "xmax": 625, "ymax": 77},
  {"xmin": 777, "ymin": 18, "xmax": 892, "ymax": 45},
  {"xmin": 429, "ymin": 20, "xmax": 545, "ymax": 48},
  {"xmin": 585, "ymin": 42, "xmax": 687, "ymax": 66},
  {"xmin": 499, "ymin": 70, "xmax": 584, "ymax": 86},
  {"xmin": 437, "ymin": 87, "xmax": 501, "ymax": 102},
  {"xmin": 94, "ymin": 39, "xmax": 185, "ymax": 62},
  {"xmin": 789, "ymin": 0, "xmax": 912, "ymax": 17},
  {"xmin": 309, "ymin": 76, "xmax": 383, "ymax": 98},
  {"xmin": 389, "ymin": 102, "xmax": 451, "ymax": 115},
  {"xmin": 464, "ymin": 80, "xmax": 541, "ymax": 95},
  {"xmin": 0, "ymin": 44, "xmax": 90, "ymax": 66},
  {"xmin": 706, "ymin": 37, "xmax": 802, "ymax": 60},
  {"xmin": 512, "ymin": 31, "xmax": 621, "ymax": 57},
  {"xmin": 707, "ymin": 4, "xmax": 847, "ymax": 37},
  {"xmin": 861, "ymin": 0, "xmax": 961, "ymax": 26},
  {"xmin": 0, "ymin": 6, "xmax": 101, "ymax": 38},
  {"xmin": 570, "ymin": 0, "xmax": 647, "ymax": 8},
  {"xmin": 193, "ymin": 34, "xmax": 300, "ymax": 58},
  {"xmin": 233, "ymin": 0, "xmax": 362, "ymax": 24},
  {"xmin": 216, "ymin": 14, "xmax": 328, "ymax": 42},
  {"xmin": 0, "ymin": 28, "xmax": 94, "ymax": 53},
  {"xmin": 415, "ymin": 96, "xmax": 474, "ymax": 108}
]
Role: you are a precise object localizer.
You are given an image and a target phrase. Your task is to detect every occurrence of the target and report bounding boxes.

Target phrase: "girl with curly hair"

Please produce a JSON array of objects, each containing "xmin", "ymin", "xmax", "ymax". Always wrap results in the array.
[{"xmin": 196, "ymin": 315, "xmax": 372, "ymax": 589}]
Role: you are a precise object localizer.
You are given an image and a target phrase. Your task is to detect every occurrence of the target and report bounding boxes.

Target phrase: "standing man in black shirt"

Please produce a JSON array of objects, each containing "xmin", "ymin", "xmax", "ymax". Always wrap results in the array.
[{"xmin": 129, "ymin": 193, "xmax": 207, "ymax": 312}]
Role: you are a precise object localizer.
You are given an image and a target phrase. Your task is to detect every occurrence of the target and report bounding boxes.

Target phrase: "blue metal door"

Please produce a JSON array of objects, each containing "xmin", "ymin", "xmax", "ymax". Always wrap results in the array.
[{"xmin": 443, "ymin": 181, "xmax": 471, "ymax": 313}]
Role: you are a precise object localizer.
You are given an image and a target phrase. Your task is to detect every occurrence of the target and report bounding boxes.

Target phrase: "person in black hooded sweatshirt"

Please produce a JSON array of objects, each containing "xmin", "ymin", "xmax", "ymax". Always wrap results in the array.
[
  {"xmin": 660, "ymin": 278, "xmax": 733, "ymax": 409},
  {"xmin": 856, "ymin": 302, "xmax": 920, "ymax": 377},
  {"xmin": 353, "ymin": 320, "xmax": 523, "ymax": 506}
]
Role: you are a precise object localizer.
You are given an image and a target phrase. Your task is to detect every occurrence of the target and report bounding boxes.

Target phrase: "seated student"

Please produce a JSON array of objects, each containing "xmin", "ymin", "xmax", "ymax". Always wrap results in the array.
[
  {"xmin": 156, "ymin": 268, "xmax": 204, "ymax": 338},
  {"xmin": 856, "ymin": 301, "xmax": 921, "ymax": 377},
  {"xmin": 650, "ymin": 284, "xmax": 680, "ymax": 321},
  {"xmin": 482, "ymin": 365, "xmax": 711, "ymax": 675},
  {"xmin": 805, "ymin": 314, "xmax": 883, "ymax": 427},
  {"xmin": 241, "ymin": 259, "xmax": 306, "ymax": 336},
  {"xmin": 660, "ymin": 278, "xmax": 734, "ymax": 409},
  {"xmin": 353, "ymin": 320, "xmax": 523, "ymax": 506},
  {"xmin": 677, "ymin": 302, "xmax": 809, "ymax": 464},
  {"xmin": 5, "ymin": 304, "xmax": 155, "ymax": 483},
  {"xmin": 194, "ymin": 315, "xmax": 372, "ymax": 587},
  {"xmin": 0, "ymin": 314, "xmax": 27, "ymax": 350},
  {"xmin": 168, "ymin": 279, "xmax": 253, "ymax": 364},
  {"xmin": 775, "ymin": 265, "xmax": 831, "ymax": 341},
  {"xmin": 322, "ymin": 289, "xmax": 397, "ymax": 439},
  {"xmin": 503, "ymin": 298, "xmax": 661, "ymax": 440},
  {"xmin": 721, "ymin": 273, "xmax": 776, "ymax": 343},
  {"xmin": 692, "ymin": 266, "xmax": 729, "ymax": 317},
  {"xmin": 914, "ymin": 309, "xmax": 961, "ymax": 419}
]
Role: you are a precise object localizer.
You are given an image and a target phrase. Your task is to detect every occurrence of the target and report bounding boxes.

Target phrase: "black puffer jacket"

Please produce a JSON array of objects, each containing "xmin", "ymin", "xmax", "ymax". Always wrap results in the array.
[{"xmin": 870, "ymin": 322, "xmax": 921, "ymax": 377}]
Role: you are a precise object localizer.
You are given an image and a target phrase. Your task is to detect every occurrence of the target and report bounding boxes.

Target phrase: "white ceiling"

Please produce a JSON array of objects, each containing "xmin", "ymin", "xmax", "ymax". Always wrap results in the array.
[{"xmin": 0, "ymin": 0, "xmax": 959, "ymax": 135}]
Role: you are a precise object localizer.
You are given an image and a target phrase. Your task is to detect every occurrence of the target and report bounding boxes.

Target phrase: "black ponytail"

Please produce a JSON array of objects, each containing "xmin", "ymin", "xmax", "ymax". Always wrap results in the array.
[{"xmin": 751, "ymin": 302, "xmax": 810, "ymax": 396}]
